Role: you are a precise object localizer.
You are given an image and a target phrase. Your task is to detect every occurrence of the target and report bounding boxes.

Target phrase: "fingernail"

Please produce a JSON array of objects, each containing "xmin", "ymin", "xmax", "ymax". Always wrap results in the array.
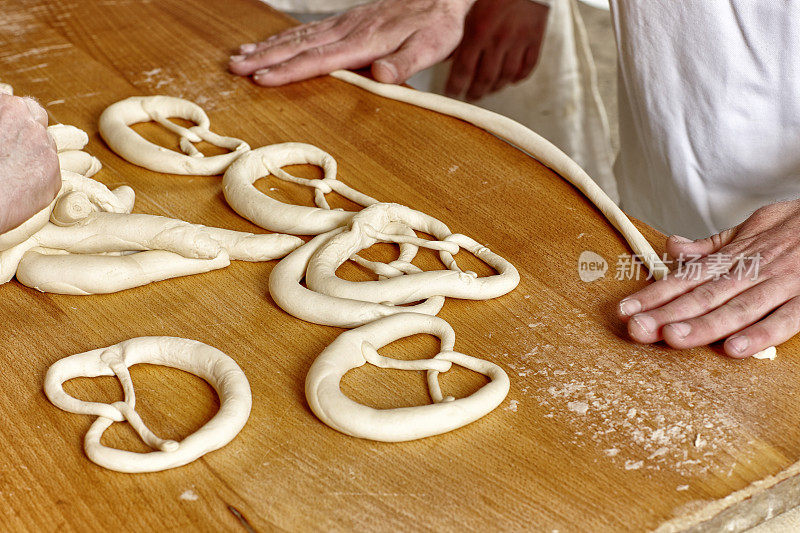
[
  {"xmin": 667, "ymin": 322, "xmax": 691, "ymax": 339},
  {"xmin": 240, "ymin": 43, "xmax": 257, "ymax": 54},
  {"xmin": 254, "ymin": 68, "xmax": 270, "ymax": 77},
  {"xmin": 728, "ymin": 335, "xmax": 750, "ymax": 354},
  {"xmin": 374, "ymin": 60, "xmax": 398, "ymax": 82},
  {"xmin": 632, "ymin": 314, "xmax": 656, "ymax": 335},
  {"xmin": 230, "ymin": 54, "xmax": 246, "ymax": 62},
  {"xmin": 671, "ymin": 235, "xmax": 692, "ymax": 243},
  {"xmin": 619, "ymin": 298, "xmax": 641, "ymax": 317}
]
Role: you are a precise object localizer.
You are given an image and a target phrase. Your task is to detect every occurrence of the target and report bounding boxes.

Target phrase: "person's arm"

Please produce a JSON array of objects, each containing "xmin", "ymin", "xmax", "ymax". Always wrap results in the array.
[
  {"xmin": 229, "ymin": 0, "xmax": 476, "ymax": 86},
  {"xmin": 445, "ymin": 0, "xmax": 550, "ymax": 101},
  {"xmin": 0, "ymin": 95, "xmax": 61, "ymax": 235},
  {"xmin": 618, "ymin": 200, "xmax": 800, "ymax": 358}
]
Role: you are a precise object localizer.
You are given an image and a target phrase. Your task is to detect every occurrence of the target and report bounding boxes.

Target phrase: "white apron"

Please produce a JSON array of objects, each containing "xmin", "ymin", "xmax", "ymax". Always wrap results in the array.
[{"xmin": 611, "ymin": 1, "xmax": 800, "ymax": 238}]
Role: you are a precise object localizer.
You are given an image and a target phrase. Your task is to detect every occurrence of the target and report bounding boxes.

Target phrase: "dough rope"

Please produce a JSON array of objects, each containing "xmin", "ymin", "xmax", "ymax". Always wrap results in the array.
[
  {"xmin": 44, "ymin": 337, "xmax": 252, "ymax": 473},
  {"xmin": 329, "ymin": 69, "xmax": 669, "ymax": 280},
  {"xmin": 99, "ymin": 95, "xmax": 250, "ymax": 175},
  {"xmin": 222, "ymin": 142, "xmax": 378, "ymax": 235},
  {"xmin": 305, "ymin": 313, "xmax": 510, "ymax": 442}
]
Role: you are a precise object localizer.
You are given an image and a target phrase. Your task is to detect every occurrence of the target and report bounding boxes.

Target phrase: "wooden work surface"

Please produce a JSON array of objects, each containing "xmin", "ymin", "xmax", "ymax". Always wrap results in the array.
[{"xmin": 2, "ymin": 1, "xmax": 799, "ymax": 531}]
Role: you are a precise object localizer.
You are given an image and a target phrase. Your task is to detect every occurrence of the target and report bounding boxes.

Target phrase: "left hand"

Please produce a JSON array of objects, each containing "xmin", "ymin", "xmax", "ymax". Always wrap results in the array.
[{"xmin": 618, "ymin": 199, "xmax": 800, "ymax": 358}]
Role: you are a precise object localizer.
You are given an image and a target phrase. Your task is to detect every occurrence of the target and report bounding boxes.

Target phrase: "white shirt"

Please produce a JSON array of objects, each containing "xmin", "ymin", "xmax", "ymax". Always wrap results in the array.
[{"xmin": 611, "ymin": 1, "xmax": 800, "ymax": 238}]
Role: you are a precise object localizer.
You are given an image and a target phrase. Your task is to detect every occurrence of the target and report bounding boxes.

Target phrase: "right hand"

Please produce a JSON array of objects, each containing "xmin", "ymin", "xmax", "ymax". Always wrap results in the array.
[
  {"xmin": 229, "ymin": 0, "xmax": 475, "ymax": 86},
  {"xmin": 0, "ymin": 95, "xmax": 61, "ymax": 235}
]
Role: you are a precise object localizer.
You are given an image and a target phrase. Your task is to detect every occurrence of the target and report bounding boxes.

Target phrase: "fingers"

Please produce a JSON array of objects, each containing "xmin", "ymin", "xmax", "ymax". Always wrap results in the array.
[
  {"xmin": 251, "ymin": 40, "xmax": 372, "ymax": 87},
  {"xmin": 626, "ymin": 275, "xmax": 761, "ymax": 343},
  {"xmin": 657, "ymin": 278, "xmax": 786, "ymax": 349},
  {"xmin": 724, "ymin": 296, "xmax": 800, "ymax": 358},
  {"xmin": 516, "ymin": 45, "xmax": 541, "ymax": 82},
  {"xmin": 618, "ymin": 251, "xmax": 737, "ymax": 324},
  {"xmin": 491, "ymin": 46, "xmax": 525, "ymax": 93},
  {"xmin": 240, "ymin": 19, "xmax": 336, "ymax": 55},
  {"xmin": 445, "ymin": 43, "xmax": 481, "ymax": 97},
  {"xmin": 666, "ymin": 227, "xmax": 738, "ymax": 259},
  {"xmin": 465, "ymin": 45, "xmax": 505, "ymax": 101},
  {"xmin": 229, "ymin": 25, "xmax": 342, "ymax": 76},
  {"xmin": 373, "ymin": 31, "xmax": 454, "ymax": 84}
]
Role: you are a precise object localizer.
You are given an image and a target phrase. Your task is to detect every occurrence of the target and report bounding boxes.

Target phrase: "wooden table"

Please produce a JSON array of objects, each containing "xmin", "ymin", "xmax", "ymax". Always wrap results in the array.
[{"xmin": 2, "ymin": 1, "xmax": 799, "ymax": 531}]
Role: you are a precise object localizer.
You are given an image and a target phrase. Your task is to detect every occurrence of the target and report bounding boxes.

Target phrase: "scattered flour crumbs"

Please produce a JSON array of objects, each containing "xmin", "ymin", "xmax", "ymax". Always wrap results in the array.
[
  {"xmin": 135, "ymin": 68, "xmax": 235, "ymax": 111},
  {"xmin": 179, "ymin": 489, "xmax": 199, "ymax": 501},
  {"xmin": 496, "ymin": 304, "xmax": 757, "ymax": 479}
]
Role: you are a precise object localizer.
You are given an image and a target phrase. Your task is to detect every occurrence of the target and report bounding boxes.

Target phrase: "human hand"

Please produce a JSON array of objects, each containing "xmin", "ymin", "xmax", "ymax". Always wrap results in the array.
[
  {"xmin": 618, "ymin": 199, "xmax": 800, "ymax": 358},
  {"xmin": 0, "ymin": 95, "xmax": 60, "ymax": 235},
  {"xmin": 445, "ymin": 0, "xmax": 549, "ymax": 101},
  {"xmin": 229, "ymin": 0, "xmax": 475, "ymax": 86}
]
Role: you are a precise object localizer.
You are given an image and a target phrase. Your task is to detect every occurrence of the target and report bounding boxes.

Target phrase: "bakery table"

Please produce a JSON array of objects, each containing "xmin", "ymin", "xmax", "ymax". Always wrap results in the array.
[{"xmin": 1, "ymin": 0, "xmax": 799, "ymax": 530}]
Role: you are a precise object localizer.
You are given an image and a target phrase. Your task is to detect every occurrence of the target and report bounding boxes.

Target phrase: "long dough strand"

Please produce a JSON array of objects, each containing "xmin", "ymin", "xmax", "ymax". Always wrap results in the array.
[{"xmin": 330, "ymin": 70, "xmax": 669, "ymax": 280}]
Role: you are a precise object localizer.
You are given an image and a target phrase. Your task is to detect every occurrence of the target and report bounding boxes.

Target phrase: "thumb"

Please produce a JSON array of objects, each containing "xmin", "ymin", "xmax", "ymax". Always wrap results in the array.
[
  {"xmin": 372, "ymin": 33, "xmax": 454, "ymax": 84},
  {"xmin": 666, "ymin": 227, "xmax": 738, "ymax": 259}
]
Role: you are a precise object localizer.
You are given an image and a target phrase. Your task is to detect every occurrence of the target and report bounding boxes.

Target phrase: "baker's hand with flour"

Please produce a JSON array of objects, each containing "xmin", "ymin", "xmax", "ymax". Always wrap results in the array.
[
  {"xmin": 445, "ymin": 0, "xmax": 549, "ymax": 101},
  {"xmin": 229, "ymin": 0, "xmax": 475, "ymax": 86},
  {"xmin": 0, "ymin": 94, "xmax": 60, "ymax": 235},
  {"xmin": 618, "ymin": 199, "xmax": 800, "ymax": 358}
]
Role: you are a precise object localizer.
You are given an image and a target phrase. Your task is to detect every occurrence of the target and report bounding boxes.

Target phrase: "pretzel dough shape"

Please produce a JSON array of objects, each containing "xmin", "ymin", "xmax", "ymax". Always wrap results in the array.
[
  {"xmin": 306, "ymin": 313, "xmax": 509, "ymax": 441},
  {"xmin": 223, "ymin": 142, "xmax": 377, "ymax": 235},
  {"xmin": 44, "ymin": 337, "xmax": 252, "ymax": 473},
  {"xmin": 270, "ymin": 227, "xmax": 445, "ymax": 328},
  {"xmin": 305, "ymin": 203, "xmax": 519, "ymax": 305},
  {"xmin": 99, "ymin": 95, "xmax": 250, "ymax": 175}
]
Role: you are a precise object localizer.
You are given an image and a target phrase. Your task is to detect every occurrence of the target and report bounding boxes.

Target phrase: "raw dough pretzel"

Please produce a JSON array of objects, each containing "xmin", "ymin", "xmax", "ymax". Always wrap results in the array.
[
  {"xmin": 270, "ymin": 227, "xmax": 445, "ymax": 328},
  {"xmin": 330, "ymin": 70, "xmax": 669, "ymax": 280},
  {"xmin": 99, "ymin": 95, "xmax": 250, "ymax": 175},
  {"xmin": 305, "ymin": 203, "xmax": 520, "ymax": 305},
  {"xmin": 306, "ymin": 313, "xmax": 509, "ymax": 442},
  {"xmin": 222, "ymin": 142, "xmax": 378, "ymax": 235},
  {"xmin": 44, "ymin": 337, "xmax": 252, "ymax": 473}
]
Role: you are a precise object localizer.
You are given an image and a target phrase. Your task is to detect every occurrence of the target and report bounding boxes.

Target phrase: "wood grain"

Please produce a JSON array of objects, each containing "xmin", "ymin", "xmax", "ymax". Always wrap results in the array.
[{"xmin": 1, "ymin": 0, "xmax": 798, "ymax": 530}]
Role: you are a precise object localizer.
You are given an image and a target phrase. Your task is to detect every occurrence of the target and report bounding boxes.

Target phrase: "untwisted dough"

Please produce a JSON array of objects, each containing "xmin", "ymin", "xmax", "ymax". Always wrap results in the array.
[
  {"xmin": 306, "ymin": 313, "xmax": 510, "ymax": 442},
  {"xmin": 0, "ymin": 122, "xmax": 302, "ymax": 294},
  {"xmin": 99, "ymin": 95, "xmax": 250, "ymax": 175},
  {"xmin": 44, "ymin": 336, "xmax": 252, "ymax": 473}
]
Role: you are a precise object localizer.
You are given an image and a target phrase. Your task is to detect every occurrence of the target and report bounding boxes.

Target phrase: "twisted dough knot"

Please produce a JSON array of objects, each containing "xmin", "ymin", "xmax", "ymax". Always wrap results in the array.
[{"xmin": 99, "ymin": 348, "xmax": 180, "ymax": 453}]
